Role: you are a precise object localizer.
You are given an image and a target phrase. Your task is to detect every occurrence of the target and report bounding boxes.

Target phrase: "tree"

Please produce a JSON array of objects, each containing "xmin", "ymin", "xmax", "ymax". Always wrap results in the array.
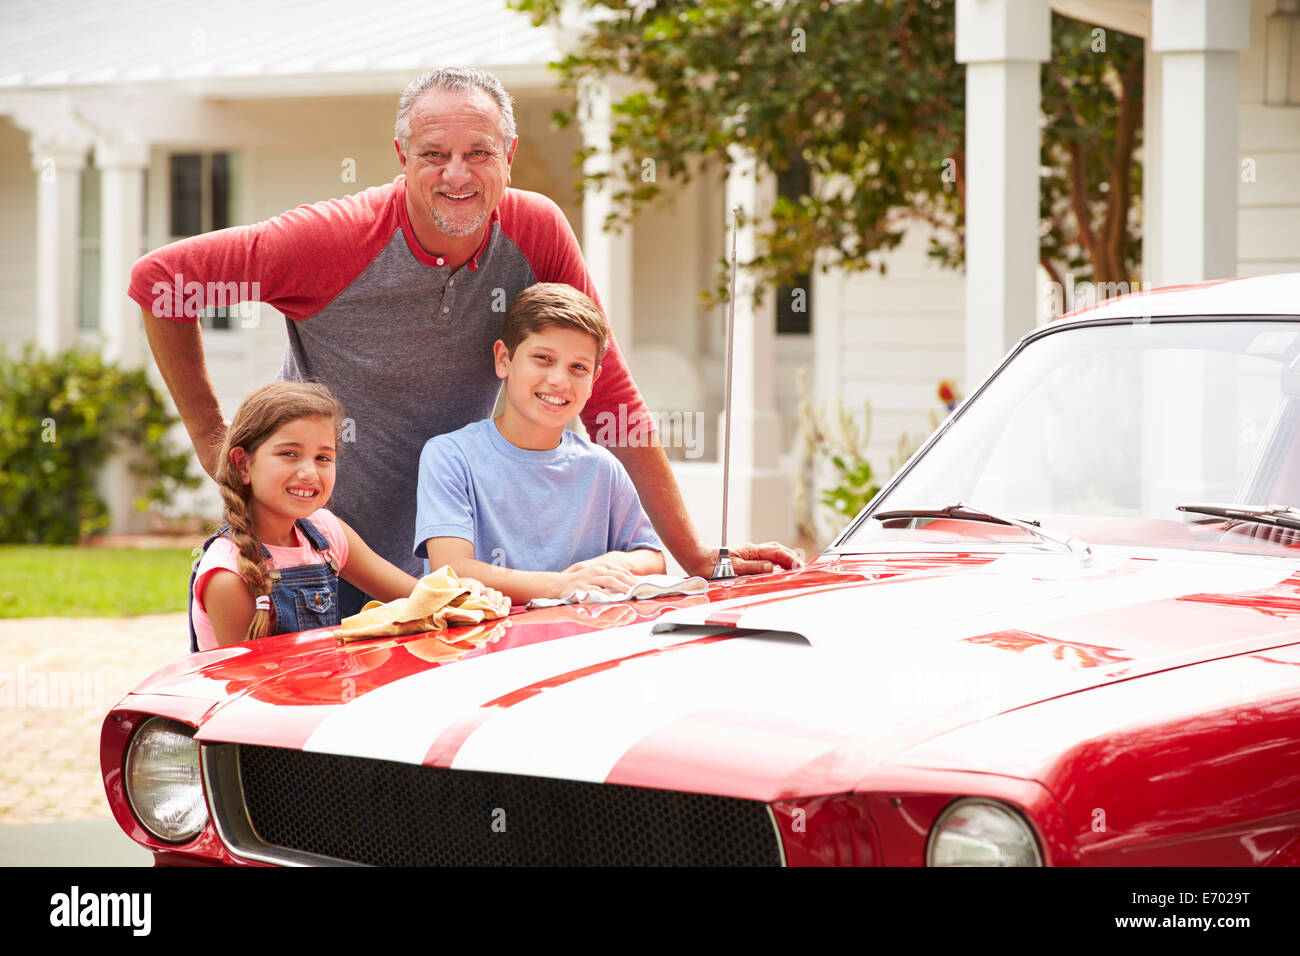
[
  {"xmin": 1040, "ymin": 17, "xmax": 1144, "ymax": 290},
  {"xmin": 515, "ymin": 0, "xmax": 1143, "ymax": 296}
]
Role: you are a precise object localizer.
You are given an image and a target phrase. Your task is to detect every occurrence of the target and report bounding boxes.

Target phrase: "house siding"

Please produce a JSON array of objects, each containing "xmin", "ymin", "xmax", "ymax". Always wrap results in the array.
[
  {"xmin": 823, "ymin": 228, "xmax": 966, "ymax": 480},
  {"xmin": 1237, "ymin": 0, "xmax": 1300, "ymax": 277}
]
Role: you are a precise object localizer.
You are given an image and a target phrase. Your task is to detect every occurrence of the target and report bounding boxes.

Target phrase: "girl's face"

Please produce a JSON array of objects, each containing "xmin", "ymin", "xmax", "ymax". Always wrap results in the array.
[{"xmin": 232, "ymin": 415, "xmax": 337, "ymax": 526}]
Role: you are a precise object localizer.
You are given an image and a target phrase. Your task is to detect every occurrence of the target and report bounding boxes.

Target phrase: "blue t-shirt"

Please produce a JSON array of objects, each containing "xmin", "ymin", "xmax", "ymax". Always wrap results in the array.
[{"xmin": 414, "ymin": 419, "xmax": 662, "ymax": 573}]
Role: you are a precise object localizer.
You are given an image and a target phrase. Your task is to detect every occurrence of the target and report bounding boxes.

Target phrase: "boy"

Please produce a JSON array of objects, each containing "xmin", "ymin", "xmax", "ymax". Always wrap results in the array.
[{"xmin": 414, "ymin": 283, "xmax": 665, "ymax": 603}]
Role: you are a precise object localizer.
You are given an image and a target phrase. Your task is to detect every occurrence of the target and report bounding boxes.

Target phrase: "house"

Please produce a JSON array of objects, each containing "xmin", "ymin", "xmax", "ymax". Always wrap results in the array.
[{"xmin": 1, "ymin": 0, "xmax": 1296, "ymax": 563}]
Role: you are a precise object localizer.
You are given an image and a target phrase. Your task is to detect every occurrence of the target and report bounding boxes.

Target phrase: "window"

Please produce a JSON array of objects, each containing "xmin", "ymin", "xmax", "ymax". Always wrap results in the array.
[
  {"xmin": 775, "ymin": 155, "xmax": 811, "ymax": 336},
  {"xmin": 169, "ymin": 152, "xmax": 236, "ymax": 329}
]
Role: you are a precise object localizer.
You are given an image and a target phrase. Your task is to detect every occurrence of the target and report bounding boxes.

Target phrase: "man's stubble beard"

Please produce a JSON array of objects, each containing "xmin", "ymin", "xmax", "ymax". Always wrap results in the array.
[{"xmin": 431, "ymin": 207, "xmax": 487, "ymax": 239}]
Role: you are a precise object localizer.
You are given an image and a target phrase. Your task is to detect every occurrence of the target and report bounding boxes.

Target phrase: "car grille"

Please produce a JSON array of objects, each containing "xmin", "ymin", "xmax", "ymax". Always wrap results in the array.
[{"xmin": 234, "ymin": 745, "xmax": 784, "ymax": 866}]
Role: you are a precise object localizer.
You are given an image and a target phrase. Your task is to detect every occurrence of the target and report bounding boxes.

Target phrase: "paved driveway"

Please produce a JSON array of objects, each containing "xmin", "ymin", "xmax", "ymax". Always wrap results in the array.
[{"xmin": 0, "ymin": 612, "xmax": 186, "ymax": 864}]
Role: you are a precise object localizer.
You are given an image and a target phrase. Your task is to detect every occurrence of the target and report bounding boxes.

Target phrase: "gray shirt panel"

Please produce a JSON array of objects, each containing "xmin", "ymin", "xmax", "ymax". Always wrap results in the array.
[{"xmin": 278, "ymin": 223, "xmax": 539, "ymax": 576}]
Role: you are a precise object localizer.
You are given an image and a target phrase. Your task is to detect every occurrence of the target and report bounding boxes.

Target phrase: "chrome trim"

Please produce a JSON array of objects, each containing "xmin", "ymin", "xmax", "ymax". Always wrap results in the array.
[
  {"xmin": 201, "ymin": 743, "xmax": 362, "ymax": 867},
  {"xmin": 124, "ymin": 716, "xmax": 208, "ymax": 844},
  {"xmin": 925, "ymin": 797, "xmax": 1044, "ymax": 867},
  {"xmin": 765, "ymin": 804, "xmax": 788, "ymax": 867}
]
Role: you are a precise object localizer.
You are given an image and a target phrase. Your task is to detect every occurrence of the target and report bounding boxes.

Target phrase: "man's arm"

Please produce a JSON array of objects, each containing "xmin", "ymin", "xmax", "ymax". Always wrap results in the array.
[
  {"xmin": 131, "ymin": 187, "xmax": 404, "ymax": 478},
  {"xmin": 141, "ymin": 307, "xmax": 227, "ymax": 479},
  {"xmin": 609, "ymin": 443, "xmax": 803, "ymax": 577}
]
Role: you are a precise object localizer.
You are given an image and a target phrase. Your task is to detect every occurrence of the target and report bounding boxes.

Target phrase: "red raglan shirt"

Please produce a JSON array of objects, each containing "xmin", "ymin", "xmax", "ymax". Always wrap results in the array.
[{"xmin": 129, "ymin": 176, "xmax": 650, "ymax": 578}]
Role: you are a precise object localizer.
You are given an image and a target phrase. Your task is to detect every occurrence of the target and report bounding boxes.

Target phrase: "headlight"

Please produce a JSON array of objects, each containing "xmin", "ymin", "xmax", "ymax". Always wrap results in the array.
[
  {"xmin": 926, "ymin": 798, "xmax": 1043, "ymax": 867},
  {"xmin": 124, "ymin": 716, "xmax": 209, "ymax": 843}
]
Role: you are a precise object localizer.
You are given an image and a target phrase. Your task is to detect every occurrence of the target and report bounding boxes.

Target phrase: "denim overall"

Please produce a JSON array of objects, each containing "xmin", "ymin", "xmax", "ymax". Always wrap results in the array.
[{"xmin": 188, "ymin": 517, "xmax": 340, "ymax": 652}]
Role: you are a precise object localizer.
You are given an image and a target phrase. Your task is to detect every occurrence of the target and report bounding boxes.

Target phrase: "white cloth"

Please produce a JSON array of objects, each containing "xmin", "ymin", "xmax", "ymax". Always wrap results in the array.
[{"xmin": 525, "ymin": 574, "xmax": 708, "ymax": 609}]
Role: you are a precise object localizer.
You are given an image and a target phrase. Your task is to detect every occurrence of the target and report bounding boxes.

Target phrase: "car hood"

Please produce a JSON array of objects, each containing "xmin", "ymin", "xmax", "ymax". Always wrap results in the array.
[{"xmin": 129, "ymin": 549, "xmax": 1300, "ymax": 801}]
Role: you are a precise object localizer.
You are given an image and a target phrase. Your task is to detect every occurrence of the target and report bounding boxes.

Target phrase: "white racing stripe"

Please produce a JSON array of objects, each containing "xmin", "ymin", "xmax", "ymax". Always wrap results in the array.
[
  {"xmin": 448, "ymin": 555, "xmax": 1293, "ymax": 780},
  {"xmin": 303, "ymin": 554, "xmax": 1289, "ymax": 770},
  {"xmin": 301, "ymin": 582, "xmax": 844, "ymax": 763},
  {"xmin": 441, "ymin": 570, "xmax": 1048, "ymax": 783},
  {"xmin": 304, "ymin": 622, "xmax": 656, "ymax": 762},
  {"xmin": 449, "ymin": 636, "xmax": 815, "ymax": 782}
]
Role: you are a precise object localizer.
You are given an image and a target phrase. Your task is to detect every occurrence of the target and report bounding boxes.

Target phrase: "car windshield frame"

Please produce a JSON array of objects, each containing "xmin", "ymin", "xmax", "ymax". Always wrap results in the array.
[{"xmin": 828, "ymin": 313, "xmax": 1300, "ymax": 559}]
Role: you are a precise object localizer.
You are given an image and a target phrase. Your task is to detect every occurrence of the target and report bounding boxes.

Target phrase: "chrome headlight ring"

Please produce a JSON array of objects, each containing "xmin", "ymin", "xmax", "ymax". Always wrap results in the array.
[
  {"xmin": 123, "ymin": 715, "xmax": 209, "ymax": 844},
  {"xmin": 926, "ymin": 797, "xmax": 1044, "ymax": 867}
]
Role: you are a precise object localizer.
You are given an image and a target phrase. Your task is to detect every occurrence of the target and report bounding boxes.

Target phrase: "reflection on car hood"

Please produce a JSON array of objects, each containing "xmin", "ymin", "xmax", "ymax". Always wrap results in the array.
[{"xmin": 128, "ymin": 550, "xmax": 1300, "ymax": 801}]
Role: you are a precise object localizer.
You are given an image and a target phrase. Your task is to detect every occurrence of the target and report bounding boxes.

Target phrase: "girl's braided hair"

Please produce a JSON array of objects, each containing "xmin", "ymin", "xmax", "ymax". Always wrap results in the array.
[{"xmin": 214, "ymin": 382, "xmax": 345, "ymax": 641}]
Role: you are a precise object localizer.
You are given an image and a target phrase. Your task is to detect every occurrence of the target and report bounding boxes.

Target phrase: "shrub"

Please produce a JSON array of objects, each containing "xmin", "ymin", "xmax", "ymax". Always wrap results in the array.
[
  {"xmin": 794, "ymin": 373, "xmax": 963, "ymax": 550},
  {"xmin": 794, "ymin": 368, "xmax": 880, "ymax": 547},
  {"xmin": 0, "ymin": 346, "xmax": 197, "ymax": 543}
]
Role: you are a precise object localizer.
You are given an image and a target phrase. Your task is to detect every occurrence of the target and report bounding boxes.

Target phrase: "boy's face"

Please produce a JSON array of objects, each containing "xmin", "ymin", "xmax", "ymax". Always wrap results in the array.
[{"xmin": 494, "ymin": 325, "xmax": 602, "ymax": 433}]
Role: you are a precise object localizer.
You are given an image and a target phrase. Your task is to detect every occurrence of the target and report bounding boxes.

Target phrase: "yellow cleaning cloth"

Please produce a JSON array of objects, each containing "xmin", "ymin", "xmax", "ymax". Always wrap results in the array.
[{"xmin": 334, "ymin": 566, "xmax": 510, "ymax": 642}]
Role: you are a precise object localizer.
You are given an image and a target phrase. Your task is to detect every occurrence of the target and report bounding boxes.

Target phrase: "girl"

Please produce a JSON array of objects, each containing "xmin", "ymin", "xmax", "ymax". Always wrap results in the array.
[{"xmin": 189, "ymin": 382, "xmax": 499, "ymax": 651}]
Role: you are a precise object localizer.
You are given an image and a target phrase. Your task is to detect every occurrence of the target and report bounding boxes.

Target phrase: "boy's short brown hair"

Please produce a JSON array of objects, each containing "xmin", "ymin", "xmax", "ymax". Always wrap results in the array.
[{"xmin": 501, "ymin": 283, "xmax": 608, "ymax": 364}]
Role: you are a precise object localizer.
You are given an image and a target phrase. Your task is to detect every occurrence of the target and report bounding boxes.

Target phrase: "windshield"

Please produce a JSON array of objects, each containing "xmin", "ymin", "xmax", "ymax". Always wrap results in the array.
[{"xmin": 838, "ymin": 319, "xmax": 1300, "ymax": 559}]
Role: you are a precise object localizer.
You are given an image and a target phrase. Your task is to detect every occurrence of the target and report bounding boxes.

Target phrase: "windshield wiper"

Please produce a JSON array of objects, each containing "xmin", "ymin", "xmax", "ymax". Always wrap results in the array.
[
  {"xmin": 1177, "ymin": 503, "xmax": 1300, "ymax": 532},
  {"xmin": 871, "ymin": 501, "xmax": 1097, "ymax": 566}
]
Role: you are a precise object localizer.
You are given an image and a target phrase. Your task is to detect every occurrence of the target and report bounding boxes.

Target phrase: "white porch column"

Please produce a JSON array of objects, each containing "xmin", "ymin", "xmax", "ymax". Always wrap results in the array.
[
  {"xmin": 95, "ymin": 137, "xmax": 151, "ymax": 533},
  {"xmin": 97, "ymin": 137, "xmax": 148, "ymax": 368},
  {"xmin": 956, "ymin": 0, "xmax": 1050, "ymax": 390},
  {"xmin": 720, "ymin": 146, "xmax": 787, "ymax": 545},
  {"xmin": 577, "ymin": 78, "xmax": 635, "ymax": 351},
  {"xmin": 1151, "ymin": 0, "xmax": 1249, "ymax": 284},
  {"xmin": 30, "ymin": 133, "xmax": 89, "ymax": 353}
]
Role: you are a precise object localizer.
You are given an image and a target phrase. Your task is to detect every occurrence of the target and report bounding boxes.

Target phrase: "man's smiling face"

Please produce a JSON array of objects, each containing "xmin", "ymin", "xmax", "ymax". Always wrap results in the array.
[{"xmin": 397, "ymin": 88, "xmax": 516, "ymax": 244}]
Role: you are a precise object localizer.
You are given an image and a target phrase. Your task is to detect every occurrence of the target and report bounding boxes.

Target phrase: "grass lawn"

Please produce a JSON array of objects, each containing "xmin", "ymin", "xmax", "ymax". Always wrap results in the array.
[{"xmin": 0, "ymin": 546, "xmax": 195, "ymax": 618}]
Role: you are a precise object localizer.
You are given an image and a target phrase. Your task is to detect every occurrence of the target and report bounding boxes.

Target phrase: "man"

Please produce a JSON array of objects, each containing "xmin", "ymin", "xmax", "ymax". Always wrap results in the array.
[{"xmin": 131, "ymin": 67, "xmax": 799, "ymax": 612}]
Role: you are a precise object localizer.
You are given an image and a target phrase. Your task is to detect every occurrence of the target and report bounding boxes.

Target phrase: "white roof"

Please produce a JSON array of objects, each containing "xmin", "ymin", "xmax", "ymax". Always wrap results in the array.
[
  {"xmin": 0, "ymin": 0, "xmax": 563, "ymax": 92},
  {"xmin": 1061, "ymin": 273, "xmax": 1300, "ymax": 323}
]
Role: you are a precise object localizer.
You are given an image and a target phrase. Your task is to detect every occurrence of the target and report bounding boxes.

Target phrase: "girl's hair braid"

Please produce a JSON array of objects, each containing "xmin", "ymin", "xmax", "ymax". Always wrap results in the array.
[{"xmin": 214, "ymin": 381, "xmax": 345, "ymax": 641}]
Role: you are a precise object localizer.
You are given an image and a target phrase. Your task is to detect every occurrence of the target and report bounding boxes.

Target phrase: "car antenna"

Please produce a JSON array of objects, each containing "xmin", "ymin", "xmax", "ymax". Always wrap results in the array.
[{"xmin": 711, "ymin": 206, "xmax": 740, "ymax": 580}]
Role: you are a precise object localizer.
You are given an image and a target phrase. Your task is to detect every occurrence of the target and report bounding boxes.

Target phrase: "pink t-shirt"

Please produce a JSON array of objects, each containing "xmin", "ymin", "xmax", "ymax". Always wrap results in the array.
[{"xmin": 191, "ymin": 509, "xmax": 350, "ymax": 651}]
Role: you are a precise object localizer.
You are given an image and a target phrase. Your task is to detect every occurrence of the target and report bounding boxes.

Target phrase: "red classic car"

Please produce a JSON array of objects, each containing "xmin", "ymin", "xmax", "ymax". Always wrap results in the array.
[{"xmin": 102, "ymin": 274, "xmax": 1300, "ymax": 866}]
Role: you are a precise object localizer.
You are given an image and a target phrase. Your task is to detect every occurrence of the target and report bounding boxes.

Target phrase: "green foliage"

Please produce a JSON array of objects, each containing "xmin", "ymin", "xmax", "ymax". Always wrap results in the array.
[
  {"xmin": 515, "ymin": 0, "xmax": 1142, "ymax": 294},
  {"xmin": 794, "ymin": 367, "xmax": 880, "ymax": 546},
  {"xmin": 0, "ymin": 545, "xmax": 194, "ymax": 617},
  {"xmin": 821, "ymin": 454, "xmax": 880, "ymax": 526},
  {"xmin": 1040, "ymin": 16, "xmax": 1144, "ymax": 286},
  {"xmin": 0, "ymin": 347, "xmax": 197, "ymax": 544},
  {"xmin": 795, "ymin": 371, "xmax": 961, "ymax": 547}
]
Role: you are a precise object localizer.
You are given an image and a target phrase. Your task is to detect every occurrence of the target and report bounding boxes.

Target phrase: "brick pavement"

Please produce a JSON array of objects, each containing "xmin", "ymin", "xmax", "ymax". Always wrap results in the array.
[{"xmin": 0, "ymin": 613, "xmax": 187, "ymax": 825}]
